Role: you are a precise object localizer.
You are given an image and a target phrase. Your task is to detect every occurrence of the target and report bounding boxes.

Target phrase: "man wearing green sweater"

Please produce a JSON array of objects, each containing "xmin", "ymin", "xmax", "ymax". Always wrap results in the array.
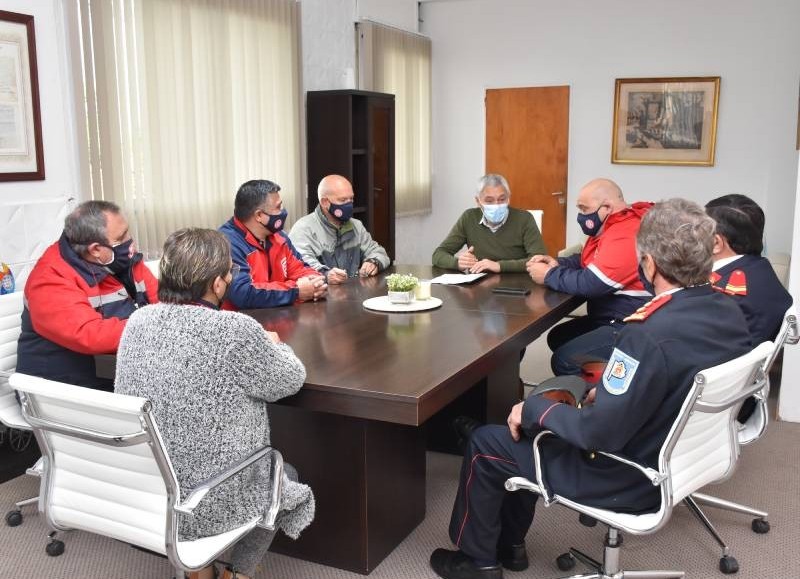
[{"xmin": 432, "ymin": 174, "xmax": 546, "ymax": 273}]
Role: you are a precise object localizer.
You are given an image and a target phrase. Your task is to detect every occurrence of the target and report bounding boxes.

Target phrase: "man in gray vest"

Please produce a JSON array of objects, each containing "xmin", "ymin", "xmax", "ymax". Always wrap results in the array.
[{"xmin": 289, "ymin": 174, "xmax": 390, "ymax": 284}]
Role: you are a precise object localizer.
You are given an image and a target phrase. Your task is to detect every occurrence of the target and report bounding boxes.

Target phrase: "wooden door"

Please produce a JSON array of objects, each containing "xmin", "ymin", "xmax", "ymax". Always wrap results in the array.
[
  {"xmin": 486, "ymin": 86, "xmax": 569, "ymax": 256},
  {"xmin": 371, "ymin": 100, "xmax": 394, "ymax": 260}
]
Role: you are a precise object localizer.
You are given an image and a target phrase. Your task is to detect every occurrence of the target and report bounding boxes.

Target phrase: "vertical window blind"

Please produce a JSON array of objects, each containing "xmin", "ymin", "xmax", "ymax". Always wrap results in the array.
[
  {"xmin": 73, "ymin": 0, "xmax": 302, "ymax": 254},
  {"xmin": 358, "ymin": 20, "xmax": 432, "ymax": 216}
]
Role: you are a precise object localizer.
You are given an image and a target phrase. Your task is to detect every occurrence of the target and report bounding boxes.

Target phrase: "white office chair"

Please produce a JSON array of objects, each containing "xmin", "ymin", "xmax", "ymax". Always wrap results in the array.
[
  {"xmin": 144, "ymin": 259, "xmax": 161, "ymax": 279},
  {"xmin": 526, "ymin": 209, "xmax": 544, "ymax": 235},
  {"xmin": 506, "ymin": 341, "xmax": 773, "ymax": 578},
  {"xmin": 10, "ymin": 372, "xmax": 285, "ymax": 576},
  {"xmin": 0, "ymin": 291, "xmax": 42, "ymax": 527},
  {"xmin": 687, "ymin": 305, "xmax": 798, "ymax": 561}
]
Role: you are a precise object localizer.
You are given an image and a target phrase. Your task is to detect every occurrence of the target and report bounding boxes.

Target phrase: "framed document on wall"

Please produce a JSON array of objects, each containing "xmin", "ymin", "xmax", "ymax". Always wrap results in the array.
[{"xmin": 0, "ymin": 10, "xmax": 44, "ymax": 181}]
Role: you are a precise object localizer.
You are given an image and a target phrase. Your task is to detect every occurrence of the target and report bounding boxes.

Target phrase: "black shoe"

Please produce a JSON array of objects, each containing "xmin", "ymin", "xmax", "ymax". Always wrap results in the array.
[
  {"xmin": 430, "ymin": 549, "xmax": 503, "ymax": 579},
  {"xmin": 497, "ymin": 543, "xmax": 528, "ymax": 571},
  {"xmin": 453, "ymin": 416, "xmax": 484, "ymax": 452}
]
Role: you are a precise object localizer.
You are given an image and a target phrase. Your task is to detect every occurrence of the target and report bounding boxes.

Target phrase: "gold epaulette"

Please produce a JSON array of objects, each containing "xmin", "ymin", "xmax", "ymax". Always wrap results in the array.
[{"xmin": 623, "ymin": 292, "xmax": 673, "ymax": 323}]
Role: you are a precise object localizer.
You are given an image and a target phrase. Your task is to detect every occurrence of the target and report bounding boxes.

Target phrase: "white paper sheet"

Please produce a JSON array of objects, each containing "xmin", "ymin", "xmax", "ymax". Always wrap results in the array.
[{"xmin": 430, "ymin": 273, "xmax": 487, "ymax": 285}]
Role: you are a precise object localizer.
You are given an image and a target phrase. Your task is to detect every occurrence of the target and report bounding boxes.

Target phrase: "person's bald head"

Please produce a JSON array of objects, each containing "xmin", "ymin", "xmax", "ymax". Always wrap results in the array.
[
  {"xmin": 318, "ymin": 174, "xmax": 354, "ymax": 201},
  {"xmin": 576, "ymin": 178, "xmax": 626, "ymax": 214},
  {"xmin": 317, "ymin": 174, "xmax": 355, "ymax": 224}
]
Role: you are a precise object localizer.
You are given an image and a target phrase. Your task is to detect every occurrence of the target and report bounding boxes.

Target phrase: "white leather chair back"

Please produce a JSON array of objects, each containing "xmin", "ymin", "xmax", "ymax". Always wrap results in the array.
[
  {"xmin": 144, "ymin": 259, "xmax": 160, "ymax": 279},
  {"xmin": 0, "ymin": 292, "xmax": 26, "ymax": 429},
  {"xmin": 9, "ymin": 373, "xmax": 174, "ymax": 556},
  {"xmin": 526, "ymin": 209, "xmax": 543, "ymax": 235},
  {"xmin": 666, "ymin": 341, "xmax": 772, "ymax": 504},
  {"xmin": 739, "ymin": 304, "xmax": 799, "ymax": 444}
]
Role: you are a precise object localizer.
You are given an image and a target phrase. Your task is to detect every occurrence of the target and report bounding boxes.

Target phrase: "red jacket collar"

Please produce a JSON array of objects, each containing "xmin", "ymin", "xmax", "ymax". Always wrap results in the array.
[{"xmin": 231, "ymin": 216, "xmax": 287, "ymax": 250}]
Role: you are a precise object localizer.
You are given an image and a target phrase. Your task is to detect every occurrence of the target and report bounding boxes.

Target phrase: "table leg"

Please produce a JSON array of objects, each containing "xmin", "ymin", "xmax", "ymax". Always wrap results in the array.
[
  {"xmin": 268, "ymin": 404, "xmax": 426, "ymax": 574},
  {"xmin": 486, "ymin": 348, "xmax": 522, "ymax": 424}
]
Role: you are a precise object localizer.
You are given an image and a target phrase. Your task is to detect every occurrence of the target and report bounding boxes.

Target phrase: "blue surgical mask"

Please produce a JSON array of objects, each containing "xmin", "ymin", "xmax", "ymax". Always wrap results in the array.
[
  {"xmin": 577, "ymin": 206, "xmax": 608, "ymax": 237},
  {"xmin": 482, "ymin": 203, "xmax": 509, "ymax": 225},
  {"xmin": 638, "ymin": 263, "xmax": 655, "ymax": 296},
  {"xmin": 261, "ymin": 209, "xmax": 288, "ymax": 234},
  {"xmin": 328, "ymin": 201, "xmax": 354, "ymax": 222}
]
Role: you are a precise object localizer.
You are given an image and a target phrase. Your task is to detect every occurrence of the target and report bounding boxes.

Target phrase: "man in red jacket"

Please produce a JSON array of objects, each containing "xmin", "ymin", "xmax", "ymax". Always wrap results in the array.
[
  {"xmin": 16, "ymin": 201, "xmax": 158, "ymax": 390},
  {"xmin": 219, "ymin": 179, "xmax": 327, "ymax": 310},
  {"xmin": 527, "ymin": 179, "xmax": 653, "ymax": 376}
]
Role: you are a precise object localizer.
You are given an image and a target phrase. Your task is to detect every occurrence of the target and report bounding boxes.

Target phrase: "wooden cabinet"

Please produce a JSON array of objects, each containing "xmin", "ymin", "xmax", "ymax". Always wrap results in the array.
[{"xmin": 306, "ymin": 90, "xmax": 395, "ymax": 261}]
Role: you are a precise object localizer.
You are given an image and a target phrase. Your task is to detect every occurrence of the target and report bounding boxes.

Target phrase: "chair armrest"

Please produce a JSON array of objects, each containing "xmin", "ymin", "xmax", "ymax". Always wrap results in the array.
[
  {"xmin": 175, "ymin": 446, "xmax": 284, "ymax": 532},
  {"xmin": 596, "ymin": 451, "xmax": 665, "ymax": 485}
]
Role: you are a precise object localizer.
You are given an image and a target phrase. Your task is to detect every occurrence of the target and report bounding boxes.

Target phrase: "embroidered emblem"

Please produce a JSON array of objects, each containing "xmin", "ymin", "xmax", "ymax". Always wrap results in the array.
[
  {"xmin": 603, "ymin": 348, "xmax": 639, "ymax": 396},
  {"xmin": 709, "ymin": 271, "xmax": 722, "ymax": 285}
]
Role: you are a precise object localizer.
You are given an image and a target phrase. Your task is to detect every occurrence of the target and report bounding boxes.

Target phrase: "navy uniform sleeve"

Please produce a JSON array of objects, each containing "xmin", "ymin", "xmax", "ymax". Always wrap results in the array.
[{"xmin": 521, "ymin": 327, "xmax": 668, "ymax": 453}]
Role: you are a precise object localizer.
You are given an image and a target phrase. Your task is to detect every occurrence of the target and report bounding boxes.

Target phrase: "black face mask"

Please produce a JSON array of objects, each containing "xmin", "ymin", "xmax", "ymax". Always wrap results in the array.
[
  {"xmin": 102, "ymin": 239, "xmax": 135, "ymax": 275},
  {"xmin": 638, "ymin": 262, "xmax": 656, "ymax": 296},
  {"xmin": 260, "ymin": 209, "xmax": 288, "ymax": 234}
]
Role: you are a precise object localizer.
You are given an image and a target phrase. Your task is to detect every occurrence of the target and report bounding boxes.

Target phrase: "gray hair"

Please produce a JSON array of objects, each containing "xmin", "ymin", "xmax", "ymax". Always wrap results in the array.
[
  {"xmin": 158, "ymin": 228, "xmax": 231, "ymax": 304},
  {"xmin": 637, "ymin": 198, "xmax": 716, "ymax": 287},
  {"xmin": 476, "ymin": 173, "xmax": 511, "ymax": 199},
  {"xmin": 63, "ymin": 200, "xmax": 121, "ymax": 255}
]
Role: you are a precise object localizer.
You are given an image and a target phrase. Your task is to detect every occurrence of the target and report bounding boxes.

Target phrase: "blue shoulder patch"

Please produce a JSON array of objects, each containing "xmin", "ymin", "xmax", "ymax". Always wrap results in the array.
[{"xmin": 603, "ymin": 348, "xmax": 640, "ymax": 396}]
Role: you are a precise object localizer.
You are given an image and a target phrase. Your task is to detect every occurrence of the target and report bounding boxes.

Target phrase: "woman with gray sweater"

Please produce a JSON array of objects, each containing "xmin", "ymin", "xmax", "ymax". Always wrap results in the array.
[{"xmin": 115, "ymin": 228, "xmax": 314, "ymax": 579}]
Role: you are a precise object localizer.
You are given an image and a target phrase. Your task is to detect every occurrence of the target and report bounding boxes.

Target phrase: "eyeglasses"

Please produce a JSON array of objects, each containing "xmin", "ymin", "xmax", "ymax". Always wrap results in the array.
[{"xmin": 230, "ymin": 264, "xmax": 241, "ymax": 278}]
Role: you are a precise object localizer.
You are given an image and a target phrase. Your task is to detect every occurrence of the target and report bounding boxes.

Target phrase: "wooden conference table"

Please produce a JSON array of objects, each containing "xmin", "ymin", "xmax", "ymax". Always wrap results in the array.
[{"xmin": 244, "ymin": 266, "xmax": 582, "ymax": 574}]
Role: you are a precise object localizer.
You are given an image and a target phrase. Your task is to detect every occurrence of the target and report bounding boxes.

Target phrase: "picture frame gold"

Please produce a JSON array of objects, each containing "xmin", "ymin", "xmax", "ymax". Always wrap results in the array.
[
  {"xmin": 0, "ymin": 10, "xmax": 44, "ymax": 181},
  {"xmin": 611, "ymin": 76, "xmax": 720, "ymax": 166}
]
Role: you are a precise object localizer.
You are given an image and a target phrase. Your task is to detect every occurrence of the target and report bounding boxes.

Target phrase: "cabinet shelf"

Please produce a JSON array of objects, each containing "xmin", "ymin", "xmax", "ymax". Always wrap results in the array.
[{"xmin": 307, "ymin": 90, "xmax": 395, "ymax": 261}]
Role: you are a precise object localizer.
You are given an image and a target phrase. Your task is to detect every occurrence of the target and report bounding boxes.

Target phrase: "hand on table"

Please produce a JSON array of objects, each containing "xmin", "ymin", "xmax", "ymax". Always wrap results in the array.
[
  {"xmin": 457, "ymin": 246, "xmax": 477, "ymax": 272},
  {"xmin": 469, "ymin": 259, "xmax": 500, "ymax": 274},
  {"xmin": 311, "ymin": 275, "xmax": 328, "ymax": 300},
  {"xmin": 326, "ymin": 268, "xmax": 348, "ymax": 285},
  {"xmin": 526, "ymin": 257, "xmax": 557, "ymax": 284},
  {"xmin": 359, "ymin": 261, "xmax": 379, "ymax": 277}
]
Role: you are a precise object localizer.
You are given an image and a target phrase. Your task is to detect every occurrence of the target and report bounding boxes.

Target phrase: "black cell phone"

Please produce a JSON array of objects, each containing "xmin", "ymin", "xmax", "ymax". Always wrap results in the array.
[{"xmin": 491, "ymin": 286, "xmax": 531, "ymax": 296}]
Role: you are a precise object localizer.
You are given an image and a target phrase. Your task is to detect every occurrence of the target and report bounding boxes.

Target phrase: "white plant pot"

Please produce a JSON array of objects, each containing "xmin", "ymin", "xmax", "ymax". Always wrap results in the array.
[{"xmin": 387, "ymin": 290, "xmax": 415, "ymax": 304}]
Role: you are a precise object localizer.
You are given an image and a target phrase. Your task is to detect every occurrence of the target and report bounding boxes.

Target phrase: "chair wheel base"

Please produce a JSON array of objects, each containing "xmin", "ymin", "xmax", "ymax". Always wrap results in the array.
[
  {"xmin": 46, "ymin": 539, "xmax": 65, "ymax": 557},
  {"xmin": 556, "ymin": 552, "xmax": 576, "ymax": 571},
  {"xmin": 751, "ymin": 518, "xmax": 770, "ymax": 534},
  {"xmin": 719, "ymin": 555, "xmax": 739, "ymax": 574},
  {"xmin": 5, "ymin": 510, "xmax": 23, "ymax": 527}
]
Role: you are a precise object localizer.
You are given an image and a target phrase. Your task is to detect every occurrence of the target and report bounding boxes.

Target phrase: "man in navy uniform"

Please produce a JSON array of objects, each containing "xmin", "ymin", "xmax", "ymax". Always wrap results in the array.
[
  {"xmin": 430, "ymin": 199, "xmax": 752, "ymax": 579},
  {"xmin": 705, "ymin": 194, "xmax": 792, "ymax": 345}
]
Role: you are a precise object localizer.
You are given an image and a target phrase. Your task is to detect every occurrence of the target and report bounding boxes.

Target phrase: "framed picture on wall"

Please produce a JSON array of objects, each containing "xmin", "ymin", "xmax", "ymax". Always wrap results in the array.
[
  {"xmin": 611, "ymin": 76, "xmax": 720, "ymax": 166},
  {"xmin": 0, "ymin": 10, "xmax": 44, "ymax": 181}
]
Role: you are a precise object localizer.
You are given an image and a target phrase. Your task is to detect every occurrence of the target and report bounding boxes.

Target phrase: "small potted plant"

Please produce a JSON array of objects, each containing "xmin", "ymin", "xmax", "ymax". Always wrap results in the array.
[{"xmin": 386, "ymin": 273, "xmax": 418, "ymax": 304}]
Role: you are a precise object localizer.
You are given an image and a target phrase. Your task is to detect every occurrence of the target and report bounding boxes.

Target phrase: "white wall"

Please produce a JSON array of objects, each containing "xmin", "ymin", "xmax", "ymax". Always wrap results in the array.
[
  {"xmin": 0, "ymin": 0, "xmax": 80, "ymax": 285},
  {"xmin": 403, "ymin": 0, "xmax": 800, "ymax": 264},
  {"xmin": 300, "ymin": 0, "xmax": 418, "ymax": 95}
]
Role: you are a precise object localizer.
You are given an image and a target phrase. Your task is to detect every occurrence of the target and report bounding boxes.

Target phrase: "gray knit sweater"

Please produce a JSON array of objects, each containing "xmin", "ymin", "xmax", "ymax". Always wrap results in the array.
[{"xmin": 114, "ymin": 303, "xmax": 314, "ymax": 541}]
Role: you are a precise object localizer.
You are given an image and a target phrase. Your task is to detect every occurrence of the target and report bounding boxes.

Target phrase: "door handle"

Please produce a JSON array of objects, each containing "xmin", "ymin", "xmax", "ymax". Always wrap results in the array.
[{"xmin": 552, "ymin": 191, "xmax": 565, "ymax": 205}]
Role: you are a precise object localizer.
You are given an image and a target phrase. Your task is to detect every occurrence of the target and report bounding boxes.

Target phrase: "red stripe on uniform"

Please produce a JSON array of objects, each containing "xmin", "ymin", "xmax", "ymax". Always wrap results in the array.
[
  {"xmin": 455, "ymin": 453, "xmax": 517, "ymax": 548},
  {"xmin": 538, "ymin": 402, "xmax": 563, "ymax": 427}
]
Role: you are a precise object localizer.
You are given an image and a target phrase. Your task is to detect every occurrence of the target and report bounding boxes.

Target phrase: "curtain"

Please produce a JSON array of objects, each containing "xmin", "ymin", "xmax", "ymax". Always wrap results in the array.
[
  {"xmin": 358, "ymin": 20, "xmax": 431, "ymax": 217},
  {"xmin": 73, "ymin": 0, "xmax": 302, "ymax": 254}
]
